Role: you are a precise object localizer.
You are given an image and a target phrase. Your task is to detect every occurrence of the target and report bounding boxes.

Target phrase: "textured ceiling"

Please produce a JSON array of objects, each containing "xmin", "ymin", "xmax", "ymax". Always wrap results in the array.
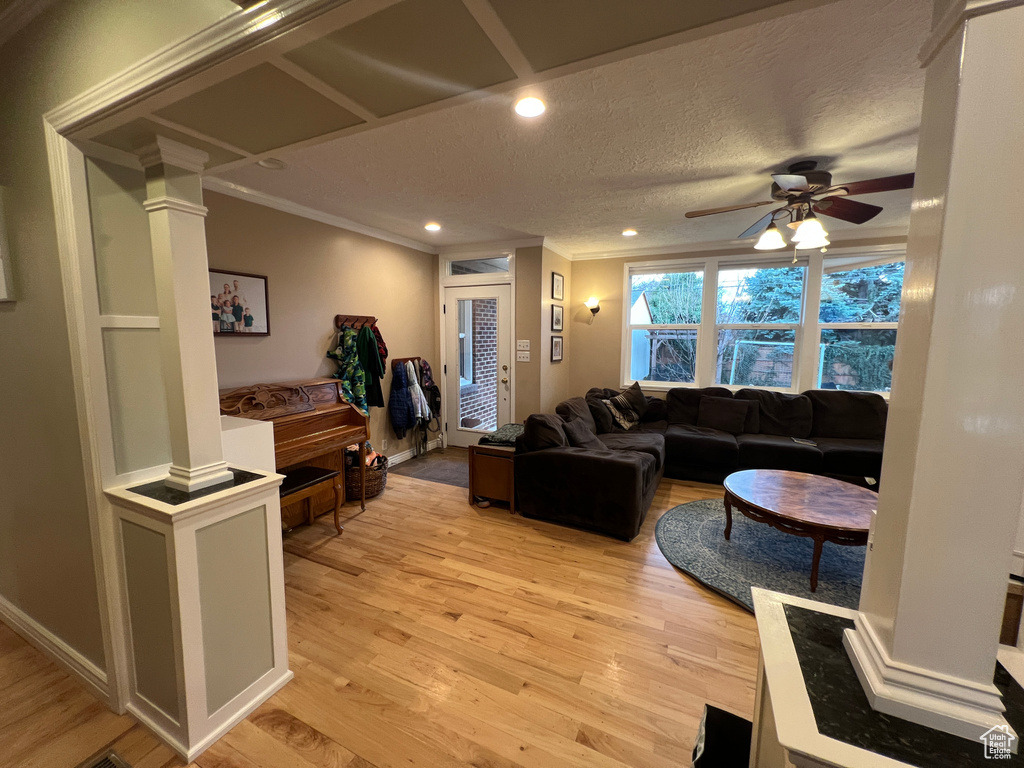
[{"xmin": 215, "ymin": 0, "xmax": 931, "ymax": 256}]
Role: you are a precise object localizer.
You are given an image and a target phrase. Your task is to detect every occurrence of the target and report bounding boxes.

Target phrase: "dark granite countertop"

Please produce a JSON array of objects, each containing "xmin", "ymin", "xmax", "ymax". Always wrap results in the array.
[
  {"xmin": 127, "ymin": 468, "xmax": 264, "ymax": 506},
  {"xmin": 785, "ymin": 604, "xmax": 1023, "ymax": 766}
]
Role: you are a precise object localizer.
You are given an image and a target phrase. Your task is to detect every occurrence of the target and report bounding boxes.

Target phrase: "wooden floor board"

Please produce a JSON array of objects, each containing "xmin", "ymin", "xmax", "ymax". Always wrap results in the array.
[{"xmin": 0, "ymin": 473, "xmax": 756, "ymax": 767}]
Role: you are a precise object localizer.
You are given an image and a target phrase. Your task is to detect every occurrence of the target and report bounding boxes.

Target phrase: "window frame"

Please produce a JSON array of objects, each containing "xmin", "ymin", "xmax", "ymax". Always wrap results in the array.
[{"xmin": 619, "ymin": 249, "xmax": 905, "ymax": 395}]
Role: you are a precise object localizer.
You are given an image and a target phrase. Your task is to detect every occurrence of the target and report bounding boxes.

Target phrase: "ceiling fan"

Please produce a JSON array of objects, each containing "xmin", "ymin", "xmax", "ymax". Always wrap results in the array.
[{"xmin": 684, "ymin": 160, "xmax": 915, "ymax": 250}]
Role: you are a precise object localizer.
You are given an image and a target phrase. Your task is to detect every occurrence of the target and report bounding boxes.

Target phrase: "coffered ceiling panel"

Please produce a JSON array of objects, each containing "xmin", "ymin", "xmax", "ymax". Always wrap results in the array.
[
  {"xmin": 283, "ymin": 0, "xmax": 517, "ymax": 117},
  {"xmin": 488, "ymin": 0, "xmax": 797, "ymax": 72},
  {"xmin": 155, "ymin": 63, "xmax": 364, "ymax": 154},
  {"xmin": 92, "ymin": 118, "xmax": 245, "ymax": 167}
]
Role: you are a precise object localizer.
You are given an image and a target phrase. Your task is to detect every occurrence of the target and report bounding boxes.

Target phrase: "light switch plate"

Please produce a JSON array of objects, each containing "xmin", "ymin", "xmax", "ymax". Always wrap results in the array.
[
  {"xmin": 517, "ymin": 351, "xmax": 530, "ymax": 362},
  {"xmin": 516, "ymin": 339, "xmax": 530, "ymax": 351}
]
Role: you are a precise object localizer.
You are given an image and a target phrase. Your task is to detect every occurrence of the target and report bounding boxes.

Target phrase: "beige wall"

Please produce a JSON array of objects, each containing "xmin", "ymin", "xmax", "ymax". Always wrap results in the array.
[
  {"xmin": 0, "ymin": 0, "xmax": 237, "ymax": 667},
  {"xmin": 539, "ymin": 247, "xmax": 572, "ymax": 413},
  {"xmin": 514, "ymin": 246, "xmax": 542, "ymax": 419},
  {"xmin": 568, "ymin": 238, "xmax": 909, "ymax": 396},
  {"xmin": 205, "ymin": 192, "xmax": 439, "ymax": 456}
]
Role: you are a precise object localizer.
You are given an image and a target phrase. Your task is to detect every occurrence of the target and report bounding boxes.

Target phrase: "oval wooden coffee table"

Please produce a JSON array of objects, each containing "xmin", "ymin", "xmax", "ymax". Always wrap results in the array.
[{"xmin": 722, "ymin": 469, "xmax": 876, "ymax": 592}]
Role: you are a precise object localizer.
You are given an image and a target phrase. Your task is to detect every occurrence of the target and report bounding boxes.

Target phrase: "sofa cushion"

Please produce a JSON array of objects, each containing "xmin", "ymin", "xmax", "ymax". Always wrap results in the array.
[
  {"xmin": 599, "ymin": 431, "xmax": 666, "ymax": 471},
  {"xmin": 806, "ymin": 390, "xmax": 888, "ymax": 440},
  {"xmin": 523, "ymin": 414, "xmax": 567, "ymax": 451},
  {"xmin": 815, "ymin": 437, "xmax": 884, "ymax": 478},
  {"xmin": 736, "ymin": 434, "xmax": 822, "ymax": 473},
  {"xmin": 734, "ymin": 389, "xmax": 812, "ymax": 438},
  {"xmin": 586, "ymin": 388, "xmax": 618, "ymax": 433},
  {"xmin": 664, "ymin": 424, "xmax": 739, "ymax": 470},
  {"xmin": 641, "ymin": 396, "xmax": 668, "ymax": 423},
  {"xmin": 637, "ymin": 419, "xmax": 668, "ymax": 434},
  {"xmin": 697, "ymin": 396, "xmax": 754, "ymax": 435},
  {"xmin": 666, "ymin": 387, "xmax": 733, "ymax": 425},
  {"xmin": 555, "ymin": 396, "xmax": 597, "ymax": 434},
  {"xmin": 563, "ymin": 418, "xmax": 605, "ymax": 450}
]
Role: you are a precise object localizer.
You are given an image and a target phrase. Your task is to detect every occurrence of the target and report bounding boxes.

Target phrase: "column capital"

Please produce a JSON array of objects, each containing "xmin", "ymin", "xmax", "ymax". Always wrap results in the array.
[
  {"xmin": 143, "ymin": 196, "xmax": 209, "ymax": 217},
  {"xmin": 136, "ymin": 136, "xmax": 209, "ymax": 173}
]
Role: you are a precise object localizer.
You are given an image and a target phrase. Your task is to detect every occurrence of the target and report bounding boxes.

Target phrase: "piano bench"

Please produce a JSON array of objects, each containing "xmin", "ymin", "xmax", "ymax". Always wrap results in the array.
[{"xmin": 279, "ymin": 466, "xmax": 344, "ymax": 535}]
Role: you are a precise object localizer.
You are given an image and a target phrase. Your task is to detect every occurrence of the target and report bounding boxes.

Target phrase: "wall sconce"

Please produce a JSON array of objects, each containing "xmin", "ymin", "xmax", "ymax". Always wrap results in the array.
[{"xmin": 585, "ymin": 296, "xmax": 600, "ymax": 324}]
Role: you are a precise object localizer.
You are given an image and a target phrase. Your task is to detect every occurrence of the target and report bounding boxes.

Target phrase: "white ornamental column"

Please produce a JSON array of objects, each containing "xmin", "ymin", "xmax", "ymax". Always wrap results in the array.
[
  {"xmin": 138, "ymin": 137, "xmax": 233, "ymax": 492},
  {"xmin": 844, "ymin": 0, "xmax": 1024, "ymax": 742}
]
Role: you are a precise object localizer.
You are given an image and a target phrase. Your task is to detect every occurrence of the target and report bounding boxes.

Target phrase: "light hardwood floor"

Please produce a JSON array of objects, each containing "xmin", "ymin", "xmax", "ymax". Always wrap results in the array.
[{"xmin": 0, "ymin": 474, "xmax": 756, "ymax": 768}]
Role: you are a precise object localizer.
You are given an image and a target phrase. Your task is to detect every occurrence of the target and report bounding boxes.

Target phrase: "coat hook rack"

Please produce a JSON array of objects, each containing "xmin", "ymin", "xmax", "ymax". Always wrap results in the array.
[{"xmin": 334, "ymin": 314, "xmax": 377, "ymax": 330}]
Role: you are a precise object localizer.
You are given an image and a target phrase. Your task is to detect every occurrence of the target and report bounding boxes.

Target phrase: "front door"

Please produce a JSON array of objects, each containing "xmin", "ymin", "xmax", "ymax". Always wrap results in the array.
[{"xmin": 443, "ymin": 285, "xmax": 512, "ymax": 447}]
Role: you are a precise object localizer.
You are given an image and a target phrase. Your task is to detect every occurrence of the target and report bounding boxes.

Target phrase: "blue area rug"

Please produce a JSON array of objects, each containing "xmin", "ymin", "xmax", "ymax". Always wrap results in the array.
[{"xmin": 655, "ymin": 498, "xmax": 864, "ymax": 612}]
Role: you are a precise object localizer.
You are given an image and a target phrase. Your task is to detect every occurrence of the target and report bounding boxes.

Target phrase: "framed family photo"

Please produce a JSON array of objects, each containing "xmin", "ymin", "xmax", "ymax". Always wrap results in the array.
[
  {"xmin": 551, "ymin": 335, "xmax": 563, "ymax": 362},
  {"xmin": 551, "ymin": 272, "xmax": 564, "ymax": 301},
  {"xmin": 551, "ymin": 304, "xmax": 563, "ymax": 331},
  {"xmin": 210, "ymin": 269, "xmax": 270, "ymax": 336}
]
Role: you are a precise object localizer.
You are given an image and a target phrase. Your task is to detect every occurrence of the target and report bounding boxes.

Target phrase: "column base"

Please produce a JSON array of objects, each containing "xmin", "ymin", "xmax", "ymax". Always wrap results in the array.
[
  {"xmin": 843, "ymin": 613, "xmax": 1017, "ymax": 750},
  {"xmin": 165, "ymin": 461, "xmax": 234, "ymax": 492}
]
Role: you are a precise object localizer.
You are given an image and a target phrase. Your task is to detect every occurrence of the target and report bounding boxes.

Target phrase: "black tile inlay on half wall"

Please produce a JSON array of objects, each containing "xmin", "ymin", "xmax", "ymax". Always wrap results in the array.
[
  {"xmin": 784, "ymin": 604, "xmax": 1024, "ymax": 766},
  {"xmin": 127, "ymin": 469, "xmax": 264, "ymax": 506}
]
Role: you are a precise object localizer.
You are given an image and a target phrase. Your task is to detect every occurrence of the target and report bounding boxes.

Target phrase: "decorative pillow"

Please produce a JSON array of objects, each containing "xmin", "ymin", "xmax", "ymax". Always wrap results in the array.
[
  {"xmin": 619, "ymin": 381, "xmax": 649, "ymax": 420},
  {"xmin": 641, "ymin": 396, "xmax": 668, "ymax": 423},
  {"xmin": 523, "ymin": 414, "xmax": 567, "ymax": 451},
  {"xmin": 602, "ymin": 392, "xmax": 641, "ymax": 431},
  {"xmin": 563, "ymin": 418, "xmax": 606, "ymax": 450},
  {"xmin": 697, "ymin": 396, "xmax": 752, "ymax": 435}
]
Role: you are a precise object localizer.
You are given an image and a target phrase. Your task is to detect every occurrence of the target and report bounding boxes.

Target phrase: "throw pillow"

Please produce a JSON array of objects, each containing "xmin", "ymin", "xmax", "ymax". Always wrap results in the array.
[
  {"xmin": 697, "ymin": 396, "xmax": 751, "ymax": 435},
  {"xmin": 619, "ymin": 381, "xmax": 649, "ymax": 420},
  {"xmin": 563, "ymin": 418, "xmax": 605, "ymax": 450},
  {"xmin": 602, "ymin": 392, "xmax": 641, "ymax": 431},
  {"xmin": 555, "ymin": 396, "xmax": 597, "ymax": 433},
  {"xmin": 523, "ymin": 414, "xmax": 567, "ymax": 451}
]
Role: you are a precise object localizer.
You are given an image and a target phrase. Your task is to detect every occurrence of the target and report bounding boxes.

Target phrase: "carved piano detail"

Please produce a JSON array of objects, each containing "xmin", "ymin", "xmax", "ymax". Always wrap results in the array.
[{"xmin": 220, "ymin": 378, "xmax": 370, "ymax": 529}]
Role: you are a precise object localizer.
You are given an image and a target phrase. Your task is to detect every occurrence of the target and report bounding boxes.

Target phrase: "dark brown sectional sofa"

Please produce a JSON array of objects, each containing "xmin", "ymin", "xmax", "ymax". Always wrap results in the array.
[{"xmin": 513, "ymin": 385, "xmax": 887, "ymax": 540}]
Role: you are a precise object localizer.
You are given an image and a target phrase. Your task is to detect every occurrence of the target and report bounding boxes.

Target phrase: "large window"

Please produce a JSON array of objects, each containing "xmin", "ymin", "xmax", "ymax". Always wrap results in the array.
[
  {"xmin": 627, "ymin": 269, "xmax": 703, "ymax": 383},
  {"xmin": 818, "ymin": 260, "xmax": 903, "ymax": 392},
  {"xmin": 623, "ymin": 253, "xmax": 904, "ymax": 394},
  {"xmin": 716, "ymin": 264, "xmax": 805, "ymax": 389}
]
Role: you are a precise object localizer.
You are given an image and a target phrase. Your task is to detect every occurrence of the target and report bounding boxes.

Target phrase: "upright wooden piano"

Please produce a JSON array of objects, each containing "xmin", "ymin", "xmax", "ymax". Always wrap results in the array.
[{"xmin": 219, "ymin": 378, "xmax": 370, "ymax": 529}]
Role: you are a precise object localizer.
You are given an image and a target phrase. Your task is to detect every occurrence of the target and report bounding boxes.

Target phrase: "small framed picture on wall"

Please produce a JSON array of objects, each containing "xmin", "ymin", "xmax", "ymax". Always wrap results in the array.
[
  {"xmin": 551, "ymin": 304, "xmax": 563, "ymax": 331},
  {"xmin": 210, "ymin": 269, "xmax": 270, "ymax": 336},
  {"xmin": 551, "ymin": 272, "xmax": 564, "ymax": 301},
  {"xmin": 551, "ymin": 335, "xmax": 563, "ymax": 362}
]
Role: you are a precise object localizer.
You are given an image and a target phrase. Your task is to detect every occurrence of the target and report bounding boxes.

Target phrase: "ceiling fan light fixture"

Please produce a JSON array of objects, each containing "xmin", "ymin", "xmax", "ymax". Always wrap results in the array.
[
  {"xmin": 793, "ymin": 213, "xmax": 828, "ymax": 242},
  {"xmin": 795, "ymin": 232, "xmax": 830, "ymax": 249},
  {"xmin": 754, "ymin": 223, "xmax": 786, "ymax": 250}
]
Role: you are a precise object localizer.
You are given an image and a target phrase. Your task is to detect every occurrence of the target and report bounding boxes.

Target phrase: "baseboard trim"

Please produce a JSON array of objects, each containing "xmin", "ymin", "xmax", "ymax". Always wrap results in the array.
[
  {"xmin": 387, "ymin": 439, "xmax": 443, "ymax": 467},
  {"xmin": 0, "ymin": 591, "xmax": 109, "ymax": 704}
]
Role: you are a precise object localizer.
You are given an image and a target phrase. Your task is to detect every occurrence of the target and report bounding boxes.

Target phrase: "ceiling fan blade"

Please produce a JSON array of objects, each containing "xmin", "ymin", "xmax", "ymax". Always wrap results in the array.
[
  {"xmin": 814, "ymin": 196, "xmax": 883, "ymax": 224},
  {"xmin": 826, "ymin": 172, "xmax": 915, "ymax": 197},
  {"xmin": 772, "ymin": 174, "xmax": 810, "ymax": 193},
  {"xmin": 684, "ymin": 200, "xmax": 775, "ymax": 218},
  {"xmin": 737, "ymin": 211, "xmax": 778, "ymax": 240}
]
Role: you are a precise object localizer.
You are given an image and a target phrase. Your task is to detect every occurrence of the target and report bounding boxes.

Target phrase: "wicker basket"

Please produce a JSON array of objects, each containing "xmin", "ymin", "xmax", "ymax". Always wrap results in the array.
[{"xmin": 345, "ymin": 454, "xmax": 388, "ymax": 499}]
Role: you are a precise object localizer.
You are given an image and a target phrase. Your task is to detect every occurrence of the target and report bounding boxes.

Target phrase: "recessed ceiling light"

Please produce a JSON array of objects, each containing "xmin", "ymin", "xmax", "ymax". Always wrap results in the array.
[
  {"xmin": 514, "ymin": 97, "xmax": 546, "ymax": 118},
  {"xmin": 622, "ymin": 229, "xmax": 638, "ymax": 237},
  {"xmin": 256, "ymin": 157, "xmax": 287, "ymax": 170},
  {"xmin": 424, "ymin": 222, "xmax": 441, "ymax": 232}
]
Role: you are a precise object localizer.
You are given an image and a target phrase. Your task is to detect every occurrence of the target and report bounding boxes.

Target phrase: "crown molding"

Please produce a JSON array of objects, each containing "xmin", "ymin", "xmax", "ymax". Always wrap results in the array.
[
  {"xmin": 437, "ymin": 238, "xmax": 543, "ymax": 257},
  {"xmin": 202, "ymin": 176, "xmax": 436, "ymax": 254},
  {"xmin": 540, "ymin": 238, "xmax": 574, "ymax": 261},
  {"xmin": 0, "ymin": 0, "xmax": 59, "ymax": 50},
  {"xmin": 44, "ymin": 0, "xmax": 339, "ymax": 135},
  {"xmin": 920, "ymin": 0, "xmax": 1024, "ymax": 66}
]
